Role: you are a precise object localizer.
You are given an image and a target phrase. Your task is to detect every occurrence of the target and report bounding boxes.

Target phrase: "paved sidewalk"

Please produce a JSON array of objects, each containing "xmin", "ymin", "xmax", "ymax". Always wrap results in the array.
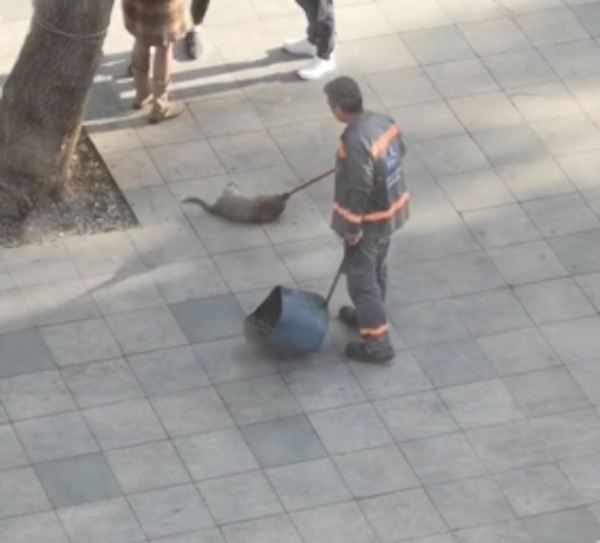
[{"xmin": 2, "ymin": 0, "xmax": 600, "ymax": 542}]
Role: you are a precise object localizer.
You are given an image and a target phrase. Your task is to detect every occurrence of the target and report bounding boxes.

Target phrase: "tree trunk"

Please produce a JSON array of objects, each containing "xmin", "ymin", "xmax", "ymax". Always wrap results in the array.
[{"xmin": 0, "ymin": 0, "xmax": 116, "ymax": 221}]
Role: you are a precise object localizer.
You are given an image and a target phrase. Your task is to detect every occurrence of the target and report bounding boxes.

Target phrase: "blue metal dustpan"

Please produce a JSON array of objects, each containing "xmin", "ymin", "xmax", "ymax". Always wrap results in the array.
[{"xmin": 245, "ymin": 256, "xmax": 345, "ymax": 356}]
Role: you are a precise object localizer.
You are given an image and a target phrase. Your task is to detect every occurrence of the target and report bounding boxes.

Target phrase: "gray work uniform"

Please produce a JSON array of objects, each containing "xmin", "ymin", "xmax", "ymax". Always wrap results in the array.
[{"xmin": 331, "ymin": 111, "xmax": 409, "ymax": 343}]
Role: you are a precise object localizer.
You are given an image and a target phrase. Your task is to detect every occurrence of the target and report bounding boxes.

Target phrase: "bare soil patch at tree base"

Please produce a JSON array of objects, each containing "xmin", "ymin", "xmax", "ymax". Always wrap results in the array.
[{"xmin": 0, "ymin": 129, "xmax": 138, "ymax": 247}]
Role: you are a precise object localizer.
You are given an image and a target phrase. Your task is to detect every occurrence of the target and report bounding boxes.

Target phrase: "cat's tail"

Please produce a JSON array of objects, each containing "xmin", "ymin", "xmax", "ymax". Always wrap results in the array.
[{"xmin": 182, "ymin": 197, "xmax": 216, "ymax": 215}]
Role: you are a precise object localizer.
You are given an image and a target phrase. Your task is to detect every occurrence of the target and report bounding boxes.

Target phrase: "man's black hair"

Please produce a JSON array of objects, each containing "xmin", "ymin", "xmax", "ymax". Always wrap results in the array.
[{"xmin": 324, "ymin": 76, "xmax": 364, "ymax": 114}]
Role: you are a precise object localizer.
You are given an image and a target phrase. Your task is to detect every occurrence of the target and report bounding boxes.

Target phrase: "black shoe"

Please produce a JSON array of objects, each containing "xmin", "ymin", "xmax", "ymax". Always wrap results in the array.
[
  {"xmin": 338, "ymin": 305, "xmax": 358, "ymax": 329},
  {"xmin": 345, "ymin": 341, "xmax": 395, "ymax": 363},
  {"xmin": 185, "ymin": 31, "xmax": 201, "ymax": 60}
]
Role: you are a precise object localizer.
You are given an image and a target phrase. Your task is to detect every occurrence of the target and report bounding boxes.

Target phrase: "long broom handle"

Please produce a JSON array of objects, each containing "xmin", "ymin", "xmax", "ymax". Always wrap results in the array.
[
  {"xmin": 284, "ymin": 168, "xmax": 336, "ymax": 198},
  {"xmin": 324, "ymin": 251, "xmax": 347, "ymax": 308}
]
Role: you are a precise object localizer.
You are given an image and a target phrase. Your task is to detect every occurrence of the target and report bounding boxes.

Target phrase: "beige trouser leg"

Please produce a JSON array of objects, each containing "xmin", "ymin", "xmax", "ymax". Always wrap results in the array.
[
  {"xmin": 131, "ymin": 40, "xmax": 152, "ymax": 109},
  {"xmin": 149, "ymin": 43, "xmax": 184, "ymax": 123}
]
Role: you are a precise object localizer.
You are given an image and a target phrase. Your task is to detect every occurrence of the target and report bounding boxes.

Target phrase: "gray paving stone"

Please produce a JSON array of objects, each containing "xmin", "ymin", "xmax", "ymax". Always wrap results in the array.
[
  {"xmin": 128, "ymin": 222, "xmax": 207, "ymax": 269},
  {"xmin": 213, "ymin": 246, "xmax": 293, "ymax": 292},
  {"xmin": 150, "ymin": 529, "xmax": 225, "ymax": 543},
  {"xmin": 0, "ymin": 423, "xmax": 28, "ymax": 470},
  {"xmin": 266, "ymin": 458, "xmax": 351, "ymax": 511},
  {"xmin": 378, "ymin": 0, "xmax": 451, "ymax": 32},
  {"xmin": 308, "ymin": 403, "xmax": 393, "ymax": 455},
  {"xmin": 569, "ymin": 361, "xmax": 600, "ymax": 405},
  {"xmin": 84, "ymin": 399, "xmax": 167, "ymax": 450},
  {"xmin": 217, "ymin": 374, "xmax": 301, "ymax": 425},
  {"xmin": 170, "ymin": 295, "xmax": 245, "ymax": 344},
  {"xmin": 496, "ymin": 158, "xmax": 575, "ymax": 202},
  {"xmin": 291, "ymin": 501, "xmax": 378, "ymax": 543},
  {"xmin": 125, "ymin": 185, "xmax": 185, "ymax": 227},
  {"xmin": 439, "ymin": 379, "xmax": 525, "ymax": 429},
  {"xmin": 222, "ymin": 514, "xmax": 302, "ymax": 543},
  {"xmin": 337, "ymin": 34, "xmax": 418, "ymax": 74},
  {"xmin": 451, "ymin": 289, "xmax": 532, "ymax": 337},
  {"xmin": 560, "ymin": 453, "xmax": 600, "ymax": 502},
  {"xmin": 192, "ymin": 336, "xmax": 278, "ymax": 384},
  {"xmin": 466, "ymin": 419, "xmax": 553, "ymax": 472},
  {"xmin": 151, "ymin": 257, "xmax": 229, "ymax": 304},
  {"xmin": 507, "ymin": 81, "xmax": 582, "ymax": 123},
  {"xmin": 57, "ymin": 497, "xmax": 145, "ymax": 543},
  {"xmin": 532, "ymin": 114, "xmax": 600, "ymax": 156},
  {"xmin": 516, "ymin": 8, "xmax": 589, "ymax": 47},
  {"xmin": 15, "ymin": 411, "xmax": 98, "ymax": 463},
  {"xmin": 389, "ymin": 101, "xmax": 464, "ymax": 143},
  {"xmin": 402, "ymin": 536, "xmax": 457, "ymax": 543},
  {"xmin": 503, "ymin": 367, "xmax": 589, "ymax": 417},
  {"xmin": 414, "ymin": 135, "xmax": 490, "ymax": 177},
  {"xmin": 515, "ymin": 278, "xmax": 596, "ymax": 326},
  {"xmin": 487, "ymin": 240, "xmax": 568, "ymax": 285},
  {"xmin": 401, "ymin": 433, "xmax": 486, "ymax": 484},
  {"xmin": 558, "ymin": 149, "xmax": 600, "ymax": 191},
  {"xmin": 540, "ymin": 316, "xmax": 600, "ymax": 364},
  {"xmin": 438, "ymin": 169, "xmax": 514, "ymax": 212},
  {"xmin": 428, "ymin": 476, "xmax": 514, "ymax": 530},
  {"xmin": 128, "ymin": 484, "xmax": 214, "ymax": 538},
  {"xmin": 523, "ymin": 193, "xmax": 600, "ymax": 237},
  {"xmin": 448, "ymin": 92, "xmax": 524, "ymax": 131},
  {"xmin": 105, "ymin": 441, "xmax": 190, "ymax": 494},
  {"xmin": 459, "ymin": 17, "xmax": 531, "ymax": 55},
  {"xmin": 402, "ymin": 25, "xmax": 475, "ymax": 64},
  {"xmin": 240, "ymin": 415, "xmax": 325, "ymax": 468},
  {"xmin": 360, "ymin": 488, "xmax": 447, "ymax": 542},
  {"xmin": 151, "ymin": 387, "xmax": 234, "ymax": 437},
  {"xmin": 424, "ymin": 58, "xmax": 499, "ymax": 98},
  {"xmin": 477, "ymin": 328, "xmax": 561, "ymax": 375},
  {"xmin": 413, "ymin": 339, "xmax": 497, "ymax": 387},
  {"xmin": 128, "ymin": 346, "xmax": 210, "ymax": 396},
  {"xmin": 35, "ymin": 453, "xmax": 121, "ymax": 508},
  {"xmin": 388, "ymin": 300, "xmax": 470, "ymax": 347},
  {"xmin": 198, "ymin": 470, "xmax": 283, "ymax": 524},
  {"xmin": 375, "ymin": 391, "xmax": 458, "ymax": 441},
  {"xmin": 0, "ymin": 467, "xmax": 50, "ymax": 519},
  {"xmin": 149, "ymin": 141, "xmax": 225, "ymax": 182},
  {"xmin": 41, "ymin": 319, "xmax": 121, "ymax": 367},
  {"xmin": 471, "ymin": 125, "xmax": 549, "ymax": 168},
  {"xmin": 61, "ymin": 358, "xmax": 144, "ymax": 408},
  {"xmin": 463, "ymin": 204, "xmax": 542, "ymax": 248},
  {"xmin": 0, "ymin": 329, "xmax": 55, "ymax": 379},
  {"xmin": 530, "ymin": 408, "xmax": 600, "ymax": 459},
  {"xmin": 105, "ymin": 149, "xmax": 164, "ymax": 190},
  {"xmin": 282, "ymin": 363, "xmax": 366, "ymax": 412},
  {"xmin": 0, "ymin": 511, "xmax": 70, "ymax": 543},
  {"xmin": 540, "ymin": 40, "xmax": 600, "ymax": 79},
  {"xmin": 106, "ymin": 307, "xmax": 188, "ymax": 355},
  {"xmin": 576, "ymin": 272, "xmax": 600, "ymax": 312},
  {"xmin": 572, "ymin": 4, "xmax": 600, "ymax": 38},
  {"xmin": 550, "ymin": 230, "xmax": 600, "ymax": 275},
  {"xmin": 454, "ymin": 520, "xmax": 534, "ymax": 543},
  {"xmin": 83, "ymin": 270, "xmax": 165, "ymax": 315},
  {"xmin": 495, "ymin": 464, "xmax": 589, "ymax": 517},
  {"xmin": 334, "ymin": 444, "xmax": 419, "ymax": 498},
  {"xmin": 174, "ymin": 427, "xmax": 258, "ymax": 480},
  {"xmin": 0, "ymin": 289, "xmax": 33, "ymax": 335},
  {"xmin": 188, "ymin": 95, "xmax": 263, "ymax": 138},
  {"xmin": 482, "ymin": 49, "xmax": 557, "ymax": 88},
  {"xmin": 131, "ymin": 108, "xmax": 203, "ymax": 148},
  {"xmin": 275, "ymin": 236, "xmax": 341, "ymax": 282},
  {"xmin": 437, "ymin": 0, "xmax": 503, "ymax": 22},
  {"xmin": 367, "ymin": 66, "xmax": 441, "ymax": 108},
  {"xmin": 0, "ymin": 370, "xmax": 75, "ymax": 421},
  {"xmin": 523, "ymin": 508, "xmax": 600, "ymax": 543},
  {"xmin": 210, "ymin": 131, "xmax": 286, "ymax": 172}
]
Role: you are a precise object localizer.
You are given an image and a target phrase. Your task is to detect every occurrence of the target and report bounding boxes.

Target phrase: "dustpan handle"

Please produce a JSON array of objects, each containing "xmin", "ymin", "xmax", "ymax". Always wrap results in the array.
[{"xmin": 324, "ymin": 250, "xmax": 347, "ymax": 308}]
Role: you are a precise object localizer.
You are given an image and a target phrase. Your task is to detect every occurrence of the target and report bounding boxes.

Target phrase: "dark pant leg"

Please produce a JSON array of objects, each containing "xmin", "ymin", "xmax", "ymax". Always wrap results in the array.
[
  {"xmin": 376, "ymin": 237, "xmax": 390, "ymax": 303},
  {"xmin": 294, "ymin": 0, "xmax": 335, "ymax": 58},
  {"xmin": 191, "ymin": 0, "xmax": 211, "ymax": 25},
  {"xmin": 345, "ymin": 237, "xmax": 390, "ymax": 345}
]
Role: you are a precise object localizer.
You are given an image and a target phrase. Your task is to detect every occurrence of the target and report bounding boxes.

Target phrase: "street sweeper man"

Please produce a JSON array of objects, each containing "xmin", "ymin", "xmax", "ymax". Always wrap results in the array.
[{"xmin": 325, "ymin": 76, "xmax": 410, "ymax": 364}]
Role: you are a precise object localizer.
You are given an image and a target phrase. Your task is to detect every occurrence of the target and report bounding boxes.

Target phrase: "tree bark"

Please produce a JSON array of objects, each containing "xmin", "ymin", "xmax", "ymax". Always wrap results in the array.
[{"xmin": 0, "ymin": 0, "xmax": 116, "ymax": 221}]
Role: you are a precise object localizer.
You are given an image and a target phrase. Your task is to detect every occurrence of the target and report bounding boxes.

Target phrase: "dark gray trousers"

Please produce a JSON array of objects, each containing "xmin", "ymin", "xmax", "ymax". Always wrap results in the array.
[
  {"xmin": 295, "ymin": 0, "xmax": 335, "ymax": 59},
  {"xmin": 345, "ymin": 236, "xmax": 391, "ymax": 344}
]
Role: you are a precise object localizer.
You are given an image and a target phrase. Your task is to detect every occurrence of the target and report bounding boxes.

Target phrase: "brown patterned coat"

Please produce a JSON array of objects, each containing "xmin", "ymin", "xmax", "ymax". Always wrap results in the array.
[{"xmin": 122, "ymin": 0, "xmax": 192, "ymax": 46}]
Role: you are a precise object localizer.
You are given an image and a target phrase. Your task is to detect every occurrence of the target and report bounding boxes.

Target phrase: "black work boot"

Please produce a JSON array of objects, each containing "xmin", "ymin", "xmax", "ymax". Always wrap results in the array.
[
  {"xmin": 185, "ymin": 30, "xmax": 201, "ymax": 60},
  {"xmin": 338, "ymin": 305, "xmax": 358, "ymax": 329},
  {"xmin": 345, "ymin": 340, "xmax": 395, "ymax": 364}
]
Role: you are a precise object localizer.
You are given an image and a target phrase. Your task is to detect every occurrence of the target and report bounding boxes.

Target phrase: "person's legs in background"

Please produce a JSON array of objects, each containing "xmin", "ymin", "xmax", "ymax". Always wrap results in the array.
[
  {"xmin": 149, "ymin": 43, "xmax": 185, "ymax": 124},
  {"xmin": 185, "ymin": 0, "xmax": 211, "ymax": 59},
  {"xmin": 131, "ymin": 39, "xmax": 152, "ymax": 109},
  {"xmin": 284, "ymin": 0, "xmax": 336, "ymax": 80}
]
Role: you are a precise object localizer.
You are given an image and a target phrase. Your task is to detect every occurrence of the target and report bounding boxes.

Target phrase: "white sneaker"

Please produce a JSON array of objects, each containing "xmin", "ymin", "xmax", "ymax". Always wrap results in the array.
[
  {"xmin": 297, "ymin": 56, "xmax": 336, "ymax": 80},
  {"xmin": 283, "ymin": 37, "xmax": 317, "ymax": 57}
]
